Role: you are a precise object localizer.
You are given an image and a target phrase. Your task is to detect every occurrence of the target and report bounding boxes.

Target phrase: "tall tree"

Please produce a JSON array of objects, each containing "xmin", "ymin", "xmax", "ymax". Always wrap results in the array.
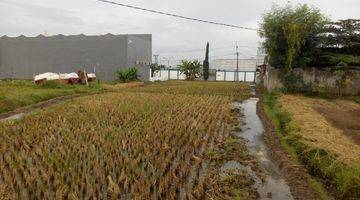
[
  {"xmin": 313, "ymin": 19, "xmax": 360, "ymax": 67},
  {"xmin": 203, "ymin": 42, "xmax": 210, "ymax": 80},
  {"xmin": 259, "ymin": 3, "xmax": 326, "ymax": 70}
]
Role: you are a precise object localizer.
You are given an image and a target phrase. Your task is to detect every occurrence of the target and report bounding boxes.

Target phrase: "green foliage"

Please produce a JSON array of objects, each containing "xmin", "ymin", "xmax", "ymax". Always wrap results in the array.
[
  {"xmin": 315, "ymin": 52, "xmax": 360, "ymax": 67},
  {"xmin": 117, "ymin": 67, "xmax": 139, "ymax": 82},
  {"xmin": 40, "ymin": 80, "xmax": 64, "ymax": 89},
  {"xmin": 149, "ymin": 64, "xmax": 160, "ymax": 77},
  {"xmin": 178, "ymin": 60, "xmax": 202, "ymax": 81},
  {"xmin": 150, "ymin": 64, "xmax": 165, "ymax": 77},
  {"xmin": 314, "ymin": 19, "xmax": 360, "ymax": 67},
  {"xmin": 280, "ymin": 69, "xmax": 305, "ymax": 93},
  {"xmin": 284, "ymin": 23, "xmax": 303, "ymax": 70},
  {"xmin": 320, "ymin": 19, "xmax": 360, "ymax": 55},
  {"xmin": 260, "ymin": 3, "xmax": 327, "ymax": 69},
  {"xmin": 0, "ymin": 80, "xmax": 104, "ymax": 113},
  {"xmin": 203, "ymin": 42, "xmax": 210, "ymax": 80}
]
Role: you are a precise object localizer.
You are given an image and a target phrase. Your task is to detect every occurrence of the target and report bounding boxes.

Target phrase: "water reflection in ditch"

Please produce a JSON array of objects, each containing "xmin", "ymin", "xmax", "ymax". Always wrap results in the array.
[{"xmin": 229, "ymin": 98, "xmax": 294, "ymax": 200}]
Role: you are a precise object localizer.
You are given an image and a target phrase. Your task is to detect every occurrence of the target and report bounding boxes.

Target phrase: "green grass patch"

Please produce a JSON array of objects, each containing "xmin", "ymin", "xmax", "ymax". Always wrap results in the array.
[
  {"xmin": 307, "ymin": 177, "xmax": 331, "ymax": 200},
  {"xmin": 0, "ymin": 80, "xmax": 104, "ymax": 113},
  {"xmin": 263, "ymin": 92, "xmax": 360, "ymax": 199}
]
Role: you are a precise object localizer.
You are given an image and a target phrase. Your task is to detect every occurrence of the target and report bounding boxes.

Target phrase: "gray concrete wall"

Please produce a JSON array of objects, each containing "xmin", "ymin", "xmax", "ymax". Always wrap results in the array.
[
  {"xmin": 263, "ymin": 66, "xmax": 360, "ymax": 95},
  {"xmin": 126, "ymin": 34, "xmax": 152, "ymax": 81},
  {"xmin": 0, "ymin": 34, "xmax": 152, "ymax": 81},
  {"xmin": 264, "ymin": 66, "xmax": 283, "ymax": 92}
]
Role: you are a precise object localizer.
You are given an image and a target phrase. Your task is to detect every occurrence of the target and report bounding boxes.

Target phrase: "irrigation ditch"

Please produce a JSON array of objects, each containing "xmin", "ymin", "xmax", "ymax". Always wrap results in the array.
[
  {"xmin": 234, "ymin": 98, "xmax": 293, "ymax": 199},
  {"xmin": 256, "ymin": 93, "xmax": 335, "ymax": 200}
]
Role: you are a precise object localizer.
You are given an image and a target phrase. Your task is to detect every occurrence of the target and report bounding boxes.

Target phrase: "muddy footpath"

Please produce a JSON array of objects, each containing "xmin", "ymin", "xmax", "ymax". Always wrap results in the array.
[{"xmin": 0, "ymin": 92, "xmax": 104, "ymax": 122}]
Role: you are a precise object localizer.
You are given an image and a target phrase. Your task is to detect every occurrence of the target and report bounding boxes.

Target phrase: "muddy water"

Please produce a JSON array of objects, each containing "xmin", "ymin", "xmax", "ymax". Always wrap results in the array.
[{"xmin": 233, "ymin": 98, "xmax": 293, "ymax": 200}]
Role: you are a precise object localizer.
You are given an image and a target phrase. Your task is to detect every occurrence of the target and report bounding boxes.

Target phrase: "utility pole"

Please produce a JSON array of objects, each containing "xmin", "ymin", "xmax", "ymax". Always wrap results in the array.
[
  {"xmin": 236, "ymin": 44, "xmax": 239, "ymax": 81},
  {"xmin": 153, "ymin": 54, "xmax": 159, "ymax": 64}
]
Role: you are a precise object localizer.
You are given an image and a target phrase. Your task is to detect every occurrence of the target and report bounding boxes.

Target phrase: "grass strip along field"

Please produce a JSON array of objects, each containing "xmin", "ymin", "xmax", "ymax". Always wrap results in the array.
[
  {"xmin": 0, "ymin": 80, "xmax": 104, "ymax": 114},
  {"xmin": 263, "ymin": 92, "xmax": 360, "ymax": 199},
  {"xmin": 0, "ymin": 81, "xmax": 254, "ymax": 199}
]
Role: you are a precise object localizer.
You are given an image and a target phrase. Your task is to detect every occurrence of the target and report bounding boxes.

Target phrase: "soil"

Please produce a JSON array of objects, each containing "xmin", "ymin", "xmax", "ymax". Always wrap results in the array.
[
  {"xmin": 315, "ymin": 106, "xmax": 360, "ymax": 145},
  {"xmin": 0, "ymin": 92, "xmax": 104, "ymax": 121},
  {"xmin": 256, "ymin": 94, "xmax": 323, "ymax": 200}
]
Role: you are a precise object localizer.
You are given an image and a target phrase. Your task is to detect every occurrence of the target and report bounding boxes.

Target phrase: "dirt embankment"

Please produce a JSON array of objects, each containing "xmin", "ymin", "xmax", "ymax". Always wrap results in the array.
[
  {"xmin": 256, "ymin": 95, "xmax": 322, "ymax": 200},
  {"xmin": 315, "ymin": 100, "xmax": 360, "ymax": 145}
]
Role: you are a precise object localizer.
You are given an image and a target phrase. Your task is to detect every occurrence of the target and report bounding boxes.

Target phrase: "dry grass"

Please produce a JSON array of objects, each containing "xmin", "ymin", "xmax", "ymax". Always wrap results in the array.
[
  {"xmin": 279, "ymin": 94, "xmax": 360, "ymax": 164},
  {"xmin": 121, "ymin": 81, "xmax": 252, "ymax": 101},
  {"xmin": 102, "ymin": 82, "xmax": 145, "ymax": 90},
  {"xmin": 0, "ymin": 82, "xmax": 252, "ymax": 199},
  {"xmin": 315, "ymin": 100, "xmax": 360, "ymax": 145}
]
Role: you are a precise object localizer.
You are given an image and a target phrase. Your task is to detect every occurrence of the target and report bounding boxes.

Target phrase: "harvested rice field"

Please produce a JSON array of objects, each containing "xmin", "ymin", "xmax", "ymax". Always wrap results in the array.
[
  {"xmin": 263, "ymin": 93, "xmax": 360, "ymax": 199},
  {"xmin": 279, "ymin": 94, "xmax": 360, "ymax": 164},
  {"xmin": 0, "ymin": 81, "xmax": 258, "ymax": 199},
  {"xmin": 122, "ymin": 81, "xmax": 253, "ymax": 101},
  {"xmin": 277, "ymin": 94, "xmax": 360, "ymax": 198}
]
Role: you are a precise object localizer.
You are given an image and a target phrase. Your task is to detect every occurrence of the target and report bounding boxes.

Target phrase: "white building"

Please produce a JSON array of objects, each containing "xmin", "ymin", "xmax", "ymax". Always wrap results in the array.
[{"xmin": 211, "ymin": 59, "xmax": 258, "ymax": 72}]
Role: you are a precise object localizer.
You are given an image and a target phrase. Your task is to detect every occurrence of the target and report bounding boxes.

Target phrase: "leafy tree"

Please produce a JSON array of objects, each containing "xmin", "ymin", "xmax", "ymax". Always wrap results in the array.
[
  {"xmin": 320, "ymin": 19, "xmax": 360, "ymax": 55},
  {"xmin": 179, "ymin": 60, "xmax": 202, "ymax": 81},
  {"xmin": 203, "ymin": 42, "xmax": 210, "ymax": 80},
  {"xmin": 150, "ymin": 64, "xmax": 165, "ymax": 77},
  {"xmin": 315, "ymin": 19, "xmax": 360, "ymax": 67},
  {"xmin": 117, "ymin": 67, "xmax": 139, "ymax": 82},
  {"xmin": 259, "ymin": 3, "xmax": 327, "ymax": 70}
]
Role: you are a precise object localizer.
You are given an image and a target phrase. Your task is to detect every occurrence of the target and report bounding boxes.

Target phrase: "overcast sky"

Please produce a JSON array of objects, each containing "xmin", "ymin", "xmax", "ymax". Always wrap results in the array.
[{"xmin": 1, "ymin": 0, "xmax": 359, "ymax": 63}]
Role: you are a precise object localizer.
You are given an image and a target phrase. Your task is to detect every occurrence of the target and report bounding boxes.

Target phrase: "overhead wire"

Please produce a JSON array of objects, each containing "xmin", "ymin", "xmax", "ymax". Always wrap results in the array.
[{"xmin": 97, "ymin": 0, "xmax": 260, "ymax": 31}]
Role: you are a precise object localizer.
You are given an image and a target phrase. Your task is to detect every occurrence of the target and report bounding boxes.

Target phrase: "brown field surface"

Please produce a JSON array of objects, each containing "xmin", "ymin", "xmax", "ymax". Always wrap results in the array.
[
  {"xmin": 0, "ymin": 82, "xmax": 254, "ymax": 199},
  {"xmin": 279, "ymin": 94, "xmax": 360, "ymax": 164}
]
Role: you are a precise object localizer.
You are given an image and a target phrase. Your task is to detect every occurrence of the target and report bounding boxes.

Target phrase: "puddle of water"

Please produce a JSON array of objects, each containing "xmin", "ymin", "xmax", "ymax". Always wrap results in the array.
[
  {"xmin": 233, "ymin": 98, "xmax": 294, "ymax": 200},
  {"xmin": 221, "ymin": 160, "xmax": 265, "ymax": 197},
  {"xmin": 0, "ymin": 113, "xmax": 24, "ymax": 122}
]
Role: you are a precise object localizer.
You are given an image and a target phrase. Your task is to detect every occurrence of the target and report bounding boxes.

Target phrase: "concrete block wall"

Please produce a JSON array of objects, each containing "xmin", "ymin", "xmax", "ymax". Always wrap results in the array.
[{"xmin": 0, "ymin": 34, "xmax": 152, "ymax": 81}]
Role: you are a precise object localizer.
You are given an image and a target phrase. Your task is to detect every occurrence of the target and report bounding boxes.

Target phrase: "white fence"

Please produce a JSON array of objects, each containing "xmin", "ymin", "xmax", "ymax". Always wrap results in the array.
[
  {"xmin": 150, "ymin": 69, "xmax": 186, "ymax": 82},
  {"xmin": 150, "ymin": 69, "xmax": 257, "ymax": 82},
  {"xmin": 216, "ymin": 71, "xmax": 256, "ymax": 82}
]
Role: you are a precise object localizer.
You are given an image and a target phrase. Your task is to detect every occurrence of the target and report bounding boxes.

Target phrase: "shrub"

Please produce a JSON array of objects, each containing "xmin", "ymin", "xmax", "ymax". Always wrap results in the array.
[
  {"xmin": 279, "ymin": 69, "xmax": 305, "ymax": 93},
  {"xmin": 117, "ymin": 67, "xmax": 139, "ymax": 82},
  {"xmin": 179, "ymin": 60, "xmax": 202, "ymax": 81},
  {"xmin": 40, "ymin": 80, "xmax": 65, "ymax": 89}
]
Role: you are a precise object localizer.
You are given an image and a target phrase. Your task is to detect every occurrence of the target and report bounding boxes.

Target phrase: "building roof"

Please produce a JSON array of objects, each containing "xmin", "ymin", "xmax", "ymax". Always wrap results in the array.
[{"xmin": 0, "ymin": 34, "xmax": 152, "ymax": 41}]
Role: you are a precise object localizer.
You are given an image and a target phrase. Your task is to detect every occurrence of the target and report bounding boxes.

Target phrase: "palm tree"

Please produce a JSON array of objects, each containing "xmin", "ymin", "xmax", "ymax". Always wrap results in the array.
[{"xmin": 179, "ymin": 60, "xmax": 202, "ymax": 81}]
